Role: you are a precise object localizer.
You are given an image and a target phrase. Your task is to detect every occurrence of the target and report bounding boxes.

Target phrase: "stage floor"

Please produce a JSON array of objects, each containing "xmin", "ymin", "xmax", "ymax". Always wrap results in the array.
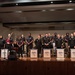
[
  {"xmin": 1, "ymin": 57, "xmax": 75, "ymax": 61},
  {"xmin": 19, "ymin": 57, "xmax": 75, "ymax": 61},
  {"xmin": 0, "ymin": 57, "xmax": 75, "ymax": 75}
]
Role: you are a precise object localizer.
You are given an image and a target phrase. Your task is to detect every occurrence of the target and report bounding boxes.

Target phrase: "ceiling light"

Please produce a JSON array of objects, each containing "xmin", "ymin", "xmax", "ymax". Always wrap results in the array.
[
  {"xmin": 66, "ymin": 8, "xmax": 74, "ymax": 11},
  {"xmin": 69, "ymin": 0, "xmax": 72, "ymax": 3},
  {"xmin": 50, "ymin": 9, "xmax": 55, "ymax": 11},
  {"xmin": 15, "ymin": 11, "xmax": 22, "ymax": 13},
  {"xmin": 51, "ymin": 1, "xmax": 53, "ymax": 4},
  {"xmin": 42, "ymin": 10, "xmax": 46, "ymax": 12},
  {"xmin": 16, "ymin": 3, "xmax": 18, "ymax": 6}
]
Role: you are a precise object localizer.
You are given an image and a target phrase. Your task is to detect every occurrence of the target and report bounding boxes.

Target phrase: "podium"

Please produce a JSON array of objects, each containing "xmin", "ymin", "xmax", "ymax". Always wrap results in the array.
[
  {"xmin": 71, "ymin": 49, "xmax": 75, "ymax": 61},
  {"xmin": 57, "ymin": 49, "xmax": 64, "ymax": 61},
  {"xmin": 43, "ymin": 49, "xmax": 51, "ymax": 61},
  {"xmin": 1, "ymin": 49, "xmax": 8, "ymax": 60},
  {"xmin": 30, "ymin": 49, "xmax": 38, "ymax": 59}
]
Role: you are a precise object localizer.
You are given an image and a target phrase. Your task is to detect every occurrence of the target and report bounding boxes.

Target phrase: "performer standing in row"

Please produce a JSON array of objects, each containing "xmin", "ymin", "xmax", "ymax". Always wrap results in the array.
[
  {"xmin": 68, "ymin": 33, "xmax": 75, "ymax": 48},
  {"xmin": 0, "ymin": 36, "xmax": 5, "ymax": 50},
  {"xmin": 17, "ymin": 36, "xmax": 24, "ymax": 57},
  {"xmin": 53, "ymin": 33, "xmax": 57, "ymax": 42},
  {"xmin": 64, "ymin": 33, "xmax": 70, "ymax": 43},
  {"xmin": 42, "ymin": 33, "xmax": 50, "ymax": 49},
  {"xmin": 55, "ymin": 34, "xmax": 63, "ymax": 48},
  {"xmin": 21, "ymin": 34, "xmax": 25, "ymax": 54},
  {"xmin": 48, "ymin": 33, "xmax": 53, "ymax": 48},
  {"xmin": 35, "ymin": 34, "xmax": 42, "ymax": 57},
  {"xmin": 73, "ymin": 32, "xmax": 75, "ymax": 38},
  {"xmin": 26, "ymin": 33, "xmax": 34, "ymax": 57},
  {"xmin": 5, "ymin": 34, "xmax": 13, "ymax": 52}
]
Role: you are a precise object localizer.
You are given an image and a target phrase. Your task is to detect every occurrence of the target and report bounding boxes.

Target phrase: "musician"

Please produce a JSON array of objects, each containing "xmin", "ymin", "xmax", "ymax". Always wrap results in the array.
[
  {"xmin": 21, "ymin": 34, "xmax": 25, "ymax": 42},
  {"xmin": 63, "ymin": 33, "xmax": 70, "ymax": 57},
  {"xmin": 0, "ymin": 36, "xmax": 5, "ymax": 49},
  {"xmin": 68, "ymin": 33, "xmax": 75, "ymax": 48},
  {"xmin": 48, "ymin": 33, "xmax": 54, "ymax": 48},
  {"xmin": 48, "ymin": 33, "xmax": 51, "ymax": 39},
  {"xmin": 13, "ymin": 40, "xmax": 18, "ymax": 53},
  {"xmin": 17, "ymin": 36, "xmax": 24, "ymax": 57},
  {"xmin": 64, "ymin": 33, "xmax": 70, "ymax": 43},
  {"xmin": 53, "ymin": 32, "xmax": 58, "ymax": 42},
  {"xmin": 42, "ymin": 33, "xmax": 50, "ymax": 49},
  {"xmin": 61, "ymin": 35, "xmax": 65, "ymax": 48},
  {"xmin": 21, "ymin": 34, "xmax": 25, "ymax": 54},
  {"xmin": 26, "ymin": 33, "xmax": 34, "ymax": 57},
  {"xmin": 73, "ymin": 32, "xmax": 75, "ymax": 38},
  {"xmin": 49, "ymin": 37, "xmax": 54, "ymax": 48},
  {"xmin": 35, "ymin": 35, "xmax": 42, "ymax": 57},
  {"xmin": 5, "ymin": 34, "xmax": 13, "ymax": 52},
  {"xmin": 55, "ymin": 34, "xmax": 62, "ymax": 48}
]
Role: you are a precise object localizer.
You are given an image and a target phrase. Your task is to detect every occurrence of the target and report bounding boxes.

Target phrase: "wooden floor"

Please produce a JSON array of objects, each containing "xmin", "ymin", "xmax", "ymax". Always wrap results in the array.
[
  {"xmin": 18, "ymin": 57, "xmax": 71, "ymax": 61},
  {"xmin": 0, "ymin": 57, "xmax": 75, "ymax": 75}
]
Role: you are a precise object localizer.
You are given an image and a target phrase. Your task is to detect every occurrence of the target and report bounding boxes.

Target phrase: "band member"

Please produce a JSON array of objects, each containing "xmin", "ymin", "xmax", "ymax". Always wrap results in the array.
[
  {"xmin": 73, "ymin": 32, "xmax": 75, "ymax": 38},
  {"xmin": 61, "ymin": 35, "xmax": 65, "ymax": 48},
  {"xmin": 53, "ymin": 32, "xmax": 58, "ymax": 42},
  {"xmin": 17, "ymin": 36, "xmax": 24, "ymax": 57},
  {"xmin": 26, "ymin": 33, "xmax": 34, "ymax": 56},
  {"xmin": 68, "ymin": 33, "xmax": 75, "ymax": 48},
  {"xmin": 42, "ymin": 33, "xmax": 50, "ymax": 49},
  {"xmin": 13, "ymin": 40, "xmax": 18, "ymax": 53},
  {"xmin": 64, "ymin": 33, "xmax": 70, "ymax": 48},
  {"xmin": 21, "ymin": 34, "xmax": 25, "ymax": 54},
  {"xmin": 64, "ymin": 33, "xmax": 70, "ymax": 57},
  {"xmin": 48, "ymin": 33, "xmax": 51, "ymax": 39},
  {"xmin": 49, "ymin": 37, "xmax": 54, "ymax": 48},
  {"xmin": 5, "ymin": 34, "xmax": 13, "ymax": 52},
  {"xmin": 0, "ymin": 36, "xmax": 5, "ymax": 49},
  {"xmin": 55, "ymin": 34, "xmax": 62, "ymax": 48},
  {"xmin": 35, "ymin": 35, "xmax": 42, "ymax": 57},
  {"xmin": 48, "ymin": 33, "xmax": 54, "ymax": 48},
  {"xmin": 64, "ymin": 33, "xmax": 70, "ymax": 43},
  {"xmin": 21, "ymin": 34, "xmax": 25, "ymax": 42}
]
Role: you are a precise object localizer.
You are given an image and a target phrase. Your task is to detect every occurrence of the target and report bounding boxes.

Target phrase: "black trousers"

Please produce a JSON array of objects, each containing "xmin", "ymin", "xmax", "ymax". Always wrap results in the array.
[
  {"xmin": 26, "ymin": 45, "xmax": 33, "ymax": 56},
  {"xmin": 43, "ymin": 45, "xmax": 50, "ymax": 49},
  {"xmin": 18, "ymin": 46, "xmax": 23, "ymax": 57},
  {"xmin": 5, "ymin": 44, "xmax": 12, "ymax": 51},
  {"xmin": 36, "ymin": 46, "xmax": 41, "ymax": 57}
]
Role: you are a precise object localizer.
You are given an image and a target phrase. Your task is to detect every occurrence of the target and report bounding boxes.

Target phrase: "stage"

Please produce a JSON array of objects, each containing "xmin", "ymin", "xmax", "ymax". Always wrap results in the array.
[
  {"xmin": 0, "ymin": 57, "xmax": 75, "ymax": 75},
  {"xmin": 18, "ymin": 57, "xmax": 72, "ymax": 61}
]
